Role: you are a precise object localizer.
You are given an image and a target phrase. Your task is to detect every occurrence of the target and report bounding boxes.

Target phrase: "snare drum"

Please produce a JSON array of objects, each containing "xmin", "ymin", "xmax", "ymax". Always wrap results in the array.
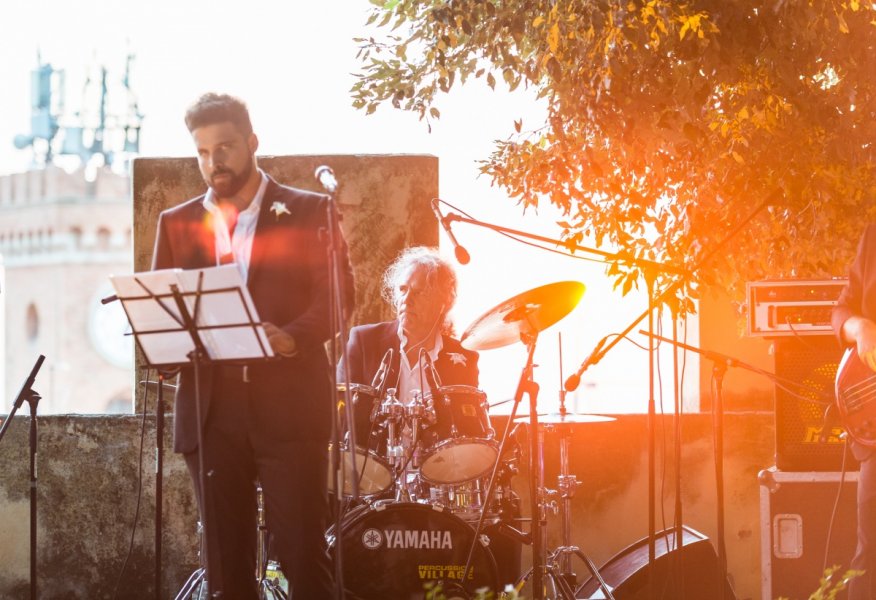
[
  {"xmin": 420, "ymin": 385, "xmax": 498, "ymax": 484},
  {"xmin": 327, "ymin": 502, "xmax": 498, "ymax": 599}
]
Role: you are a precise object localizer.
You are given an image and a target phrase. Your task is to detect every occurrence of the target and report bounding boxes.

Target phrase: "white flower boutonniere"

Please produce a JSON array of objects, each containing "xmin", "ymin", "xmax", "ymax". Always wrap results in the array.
[
  {"xmin": 271, "ymin": 201, "xmax": 290, "ymax": 220},
  {"xmin": 448, "ymin": 352, "xmax": 467, "ymax": 366}
]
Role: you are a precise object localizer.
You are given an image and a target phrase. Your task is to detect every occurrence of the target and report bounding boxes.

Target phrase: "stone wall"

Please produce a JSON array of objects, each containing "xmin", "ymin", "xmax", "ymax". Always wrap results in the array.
[{"xmin": 0, "ymin": 411, "xmax": 780, "ymax": 599}]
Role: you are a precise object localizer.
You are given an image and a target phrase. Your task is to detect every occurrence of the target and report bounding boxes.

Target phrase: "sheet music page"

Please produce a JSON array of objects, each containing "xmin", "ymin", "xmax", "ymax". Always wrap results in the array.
[
  {"xmin": 110, "ymin": 265, "xmax": 274, "ymax": 365},
  {"xmin": 176, "ymin": 265, "xmax": 275, "ymax": 360}
]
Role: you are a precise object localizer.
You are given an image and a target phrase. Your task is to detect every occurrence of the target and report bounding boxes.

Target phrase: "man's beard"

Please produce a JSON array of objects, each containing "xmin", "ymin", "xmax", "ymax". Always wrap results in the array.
[{"xmin": 208, "ymin": 160, "xmax": 253, "ymax": 199}]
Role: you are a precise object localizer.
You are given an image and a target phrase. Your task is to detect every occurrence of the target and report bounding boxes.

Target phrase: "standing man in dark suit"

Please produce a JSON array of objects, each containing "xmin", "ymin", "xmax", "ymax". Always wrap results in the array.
[
  {"xmin": 834, "ymin": 224, "xmax": 876, "ymax": 599},
  {"xmin": 152, "ymin": 92, "xmax": 353, "ymax": 599}
]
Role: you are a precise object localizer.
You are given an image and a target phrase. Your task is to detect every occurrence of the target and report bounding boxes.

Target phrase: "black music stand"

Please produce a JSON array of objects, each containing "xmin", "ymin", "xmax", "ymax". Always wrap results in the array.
[
  {"xmin": 111, "ymin": 264, "xmax": 275, "ymax": 599},
  {"xmin": 0, "ymin": 355, "xmax": 46, "ymax": 600}
]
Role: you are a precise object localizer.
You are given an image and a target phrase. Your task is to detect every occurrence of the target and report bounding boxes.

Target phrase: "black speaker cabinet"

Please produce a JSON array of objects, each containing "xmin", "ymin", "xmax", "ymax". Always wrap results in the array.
[
  {"xmin": 759, "ymin": 467, "xmax": 858, "ymax": 600},
  {"xmin": 577, "ymin": 525, "xmax": 736, "ymax": 599},
  {"xmin": 774, "ymin": 335, "xmax": 851, "ymax": 471}
]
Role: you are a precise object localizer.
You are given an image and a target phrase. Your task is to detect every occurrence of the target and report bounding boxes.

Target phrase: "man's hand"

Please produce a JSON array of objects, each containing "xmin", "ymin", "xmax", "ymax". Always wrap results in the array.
[
  {"xmin": 845, "ymin": 316, "xmax": 876, "ymax": 372},
  {"xmin": 263, "ymin": 322, "xmax": 297, "ymax": 357}
]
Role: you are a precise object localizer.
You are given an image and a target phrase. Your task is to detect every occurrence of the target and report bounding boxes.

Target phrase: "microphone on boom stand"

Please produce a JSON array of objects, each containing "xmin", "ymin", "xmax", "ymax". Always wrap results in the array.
[
  {"xmin": 431, "ymin": 199, "xmax": 470, "ymax": 265},
  {"xmin": 564, "ymin": 336, "xmax": 610, "ymax": 392}
]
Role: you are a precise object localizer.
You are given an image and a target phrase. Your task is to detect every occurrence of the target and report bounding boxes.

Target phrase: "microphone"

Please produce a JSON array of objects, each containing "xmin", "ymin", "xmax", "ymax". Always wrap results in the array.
[
  {"xmin": 368, "ymin": 348, "xmax": 394, "ymax": 423},
  {"xmin": 314, "ymin": 165, "xmax": 338, "ymax": 194},
  {"xmin": 431, "ymin": 199, "xmax": 470, "ymax": 265},
  {"xmin": 419, "ymin": 350, "xmax": 445, "ymax": 398},
  {"xmin": 370, "ymin": 348, "xmax": 394, "ymax": 392},
  {"xmin": 564, "ymin": 336, "xmax": 609, "ymax": 392}
]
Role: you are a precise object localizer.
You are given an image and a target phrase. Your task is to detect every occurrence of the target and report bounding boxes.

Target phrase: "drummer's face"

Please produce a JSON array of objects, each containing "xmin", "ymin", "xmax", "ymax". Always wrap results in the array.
[{"xmin": 396, "ymin": 266, "xmax": 444, "ymax": 342}]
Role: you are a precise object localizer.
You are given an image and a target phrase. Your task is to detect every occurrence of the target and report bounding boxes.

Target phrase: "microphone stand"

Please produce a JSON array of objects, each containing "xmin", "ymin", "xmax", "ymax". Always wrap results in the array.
[
  {"xmin": 317, "ymin": 170, "xmax": 356, "ymax": 600},
  {"xmin": 0, "ymin": 355, "xmax": 46, "ymax": 600},
  {"xmin": 636, "ymin": 329, "xmax": 803, "ymax": 598}
]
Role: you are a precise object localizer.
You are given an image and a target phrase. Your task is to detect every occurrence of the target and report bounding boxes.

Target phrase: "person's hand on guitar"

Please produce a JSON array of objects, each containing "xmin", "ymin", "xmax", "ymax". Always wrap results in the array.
[{"xmin": 844, "ymin": 315, "xmax": 876, "ymax": 372}]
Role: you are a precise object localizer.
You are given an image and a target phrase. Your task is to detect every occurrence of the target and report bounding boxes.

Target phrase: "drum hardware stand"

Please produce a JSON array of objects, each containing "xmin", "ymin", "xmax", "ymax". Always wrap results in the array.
[{"xmin": 0, "ymin": 355, "xmax": 46, "ymax": 600}]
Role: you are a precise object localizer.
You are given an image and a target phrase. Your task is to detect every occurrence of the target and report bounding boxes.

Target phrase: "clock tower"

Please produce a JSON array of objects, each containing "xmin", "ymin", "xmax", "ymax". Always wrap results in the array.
[{"xmin": 0, "ymin": 165, "xmax": 133, "ymax": 414}]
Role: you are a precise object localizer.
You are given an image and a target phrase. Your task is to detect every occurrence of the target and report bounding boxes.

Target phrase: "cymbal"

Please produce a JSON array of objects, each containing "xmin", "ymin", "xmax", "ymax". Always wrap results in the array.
[
  {"xmin": 513, "ymin": 413, "xmax": 615, "ymax": 425},
  {"xmin": 461, "ymin": 281, "xmax": 585, "ymax": 351}
]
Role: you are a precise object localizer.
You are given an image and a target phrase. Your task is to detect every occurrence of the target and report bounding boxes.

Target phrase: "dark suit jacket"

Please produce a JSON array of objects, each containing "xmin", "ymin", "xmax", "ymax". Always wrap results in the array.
[
  {"xmin": 340, "ymin": 320, "xmax": 479, "ymax": 392},
  {"xmin": 152, "ymin": 176, "xmax": 354, "ymax": 453},
  {"xmin": 833, "ymin": 223, "xmax": 876, "ymax": 463}
]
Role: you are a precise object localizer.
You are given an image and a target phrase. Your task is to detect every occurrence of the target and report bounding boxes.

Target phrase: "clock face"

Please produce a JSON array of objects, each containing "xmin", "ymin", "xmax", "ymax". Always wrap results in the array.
[{"xmin": 88, "ymin": 283, "xmax": 133, "ymax": 368}]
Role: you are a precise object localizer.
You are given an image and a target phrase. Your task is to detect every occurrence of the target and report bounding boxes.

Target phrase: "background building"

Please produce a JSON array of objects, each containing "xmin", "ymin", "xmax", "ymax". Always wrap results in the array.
[{"xmin": 0, "ymin": 165, "xmax": 133, "ymax": 413}]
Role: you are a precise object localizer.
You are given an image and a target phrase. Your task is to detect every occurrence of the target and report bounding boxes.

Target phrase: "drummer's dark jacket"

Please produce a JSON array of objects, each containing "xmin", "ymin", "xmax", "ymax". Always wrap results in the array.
[
  {"xmin": 339, "ymin": 319, "xmax": 479, "ymax": 398},
  {"xmin": 151, "ymin": 176, "xmax": 354, "ymax": 454}
]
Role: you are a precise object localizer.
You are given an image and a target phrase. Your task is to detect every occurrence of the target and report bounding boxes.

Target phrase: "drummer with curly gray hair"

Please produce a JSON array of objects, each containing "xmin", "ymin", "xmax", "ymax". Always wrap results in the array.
[{"xmin": 341, "ymin": 245, "xmax": 476, "ymax": 404}]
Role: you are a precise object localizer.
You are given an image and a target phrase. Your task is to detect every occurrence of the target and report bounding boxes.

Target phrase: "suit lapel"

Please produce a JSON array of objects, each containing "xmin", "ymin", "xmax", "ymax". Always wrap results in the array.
[
  {"xmin": 247, "ymin": 178, "xmax": 281, "ymax": 287},
  {"xmin": 377, "ymin": 321, "xmax": 403, "ymax": 389},
  {"xmin": 189, "ymin": 198, "xmax": 217, "ymax": 268}
]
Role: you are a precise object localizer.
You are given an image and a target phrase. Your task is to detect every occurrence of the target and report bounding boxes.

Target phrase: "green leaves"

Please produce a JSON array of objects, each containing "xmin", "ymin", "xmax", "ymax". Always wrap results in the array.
[{"xmin": 352, "ymin": 0, "xmax": 876, "ymax": 309}]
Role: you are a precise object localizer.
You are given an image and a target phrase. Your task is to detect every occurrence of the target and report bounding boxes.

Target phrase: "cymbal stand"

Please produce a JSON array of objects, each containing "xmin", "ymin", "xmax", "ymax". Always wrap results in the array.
[
  {"xmin": 460, "ymin": 333, "xmax": 541, "ymax": 597},
  {"xmin": 544, "ymin": 422, "xmax": 616, "ymax": 600},
  {"xmin": 512, "ymin": 333, "xmax": 615, "ymax": 599}
]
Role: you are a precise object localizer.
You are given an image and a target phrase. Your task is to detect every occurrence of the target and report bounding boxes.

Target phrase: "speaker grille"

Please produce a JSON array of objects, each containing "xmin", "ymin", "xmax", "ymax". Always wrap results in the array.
[{"xmin": 774, "ymin": 336, "xmax": 850, "ymax": 471}]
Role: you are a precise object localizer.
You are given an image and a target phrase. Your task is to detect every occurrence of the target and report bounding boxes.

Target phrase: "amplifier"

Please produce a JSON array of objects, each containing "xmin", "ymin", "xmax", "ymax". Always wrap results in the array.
[{"xmin": 747, "ymin": 279, "xmax": 847, "ymax": 337}]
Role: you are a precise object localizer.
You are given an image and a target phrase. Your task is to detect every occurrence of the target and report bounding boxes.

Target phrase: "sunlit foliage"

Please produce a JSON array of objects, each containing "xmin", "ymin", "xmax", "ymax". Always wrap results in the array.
[{"xmin": 353, "ymin": 0, "xmax": 876, "ymax": 312}]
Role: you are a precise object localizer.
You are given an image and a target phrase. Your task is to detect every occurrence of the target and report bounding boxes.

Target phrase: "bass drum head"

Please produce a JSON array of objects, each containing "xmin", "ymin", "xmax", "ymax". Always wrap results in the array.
[{"xmin": 330, "ymin": 502, "xmax": 498, "ymax": 599}]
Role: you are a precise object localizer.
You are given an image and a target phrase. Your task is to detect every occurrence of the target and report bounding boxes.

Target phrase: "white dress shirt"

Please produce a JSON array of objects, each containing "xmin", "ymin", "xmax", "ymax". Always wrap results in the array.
[
  {"xmin": 396, "ymin": 328, "xmax": 443, "ymax": 405},
  {"xmin": 202, "ymin": 169, "xmax": 269, "ymax": 283}
]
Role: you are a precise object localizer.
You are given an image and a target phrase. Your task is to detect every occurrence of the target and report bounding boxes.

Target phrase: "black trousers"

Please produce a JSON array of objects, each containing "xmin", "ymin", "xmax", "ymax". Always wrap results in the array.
[{"xmin": 185, "ymin": 367, "xmax": 334, "ymax": 599}]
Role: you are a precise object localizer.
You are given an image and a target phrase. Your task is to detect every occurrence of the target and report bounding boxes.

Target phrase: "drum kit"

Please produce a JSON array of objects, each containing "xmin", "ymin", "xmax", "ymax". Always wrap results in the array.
[
  {"xmin": 176, "ymin": 281, "xmax": 618, "ymax": 600},
  {"xmin": 328, "ymin": 281, "xmax": 618, "ymax": 600}
]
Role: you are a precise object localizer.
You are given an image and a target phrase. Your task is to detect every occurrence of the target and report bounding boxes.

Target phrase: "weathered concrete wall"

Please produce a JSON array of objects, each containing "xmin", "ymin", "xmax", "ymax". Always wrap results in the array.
[
  {"xmin": 0, "ymin": 412, "xmax": 778, "ymax": 599},
  {"xmin": 0, "ymin": 414, "xmax": 192, "ymax": 599}
]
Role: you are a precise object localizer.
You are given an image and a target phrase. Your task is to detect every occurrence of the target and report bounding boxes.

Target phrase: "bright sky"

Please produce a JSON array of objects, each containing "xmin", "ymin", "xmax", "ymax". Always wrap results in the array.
[{"xmin": 0, "ymin": 1, "xmax": 698, "ymax": 414}]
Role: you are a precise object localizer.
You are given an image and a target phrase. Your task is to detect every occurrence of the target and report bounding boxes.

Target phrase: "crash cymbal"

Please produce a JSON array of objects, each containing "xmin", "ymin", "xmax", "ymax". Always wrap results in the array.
[
  {"xmin": 513, "ymin": 412, "xmax": 615, "ymax": 425},
  {"xmin": 461, "ymin": 281, "xmax": 585, "ymax": 351}
]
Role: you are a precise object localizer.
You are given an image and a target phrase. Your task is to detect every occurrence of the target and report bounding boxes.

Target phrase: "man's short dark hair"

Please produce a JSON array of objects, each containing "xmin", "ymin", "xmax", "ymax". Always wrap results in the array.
[{"xmin": 184, "ymin": 93, "xmax": 253, "ymax": 136}]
